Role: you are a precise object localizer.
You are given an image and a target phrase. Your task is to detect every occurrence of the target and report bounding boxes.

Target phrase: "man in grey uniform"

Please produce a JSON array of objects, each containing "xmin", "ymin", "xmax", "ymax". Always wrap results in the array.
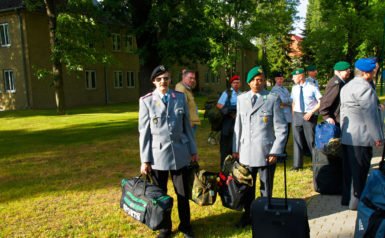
[
  {"xmin": 340, "ymin": 58, "xmax": 383, "ymax": 210},
  {"xmin": 139, "ymin": 65, "xmax": 198, "ymax": 238},
  {"xmin": 232, "ymin": 66, "xmax": 287, "ymax": 227}
]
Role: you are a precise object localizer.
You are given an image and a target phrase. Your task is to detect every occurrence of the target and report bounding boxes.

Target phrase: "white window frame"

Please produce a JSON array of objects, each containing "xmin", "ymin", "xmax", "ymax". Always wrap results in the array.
[
  {"xmin": 114, "ymin": 71, "xmax": 123, "ymax": 88},
  {"xmin": 125, "ymin": 34, "xmax": 134, "ymax": 52},
  {"xmin": 0, "ymin": 23, "xmax": 10, "ymax": 47},
  {"xmin": 112, "ymin": 33, "xmax": 121, "ymax": 51},
  {"xmin": 4, "ymin": 70, "xmax": 15, "ymax": 93},
  {"xmin": 127, "ymin": 71, "xmax": 135, "ymax": 88},
  {"xmin": 85, "ymin": 70, "xmax": 96, "ymax": 90}
]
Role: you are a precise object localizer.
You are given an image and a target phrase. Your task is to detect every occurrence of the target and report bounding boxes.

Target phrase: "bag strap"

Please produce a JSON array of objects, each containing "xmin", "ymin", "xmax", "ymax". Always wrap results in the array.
[
  {"xmin": 362, "ymin": 197, "xmax": 385, "ymax": 238},
  {"xmin": 380, "ymin": 145, "xmax": 385, "ymax": 171}
]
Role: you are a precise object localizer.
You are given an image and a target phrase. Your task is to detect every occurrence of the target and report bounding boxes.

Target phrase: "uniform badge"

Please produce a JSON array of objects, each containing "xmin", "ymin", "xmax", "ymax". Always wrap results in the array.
[
  {"xmin": 263, "ymin": 116, "xmax": 269, "ymax": 124},
  {"xmin": 153, "ymin": 117, "xmax": 158, "ymax": 125}
]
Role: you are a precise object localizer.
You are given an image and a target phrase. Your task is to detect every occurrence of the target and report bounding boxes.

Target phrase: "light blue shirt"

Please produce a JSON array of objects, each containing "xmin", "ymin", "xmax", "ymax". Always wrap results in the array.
[
  {"xmin": 306, "ymin": 77, "xmax": 319, "ymax": 88},
  {"xmin": 217, "ymin": 88, "xmax": 241, "ymax": 106},
  {"xmin": 291, "ymin": 81, "xmax": 322, "ymax": 113},
  {"xmin": 271, "ymin": 85, "xmax": 292, "ymax": 123}
]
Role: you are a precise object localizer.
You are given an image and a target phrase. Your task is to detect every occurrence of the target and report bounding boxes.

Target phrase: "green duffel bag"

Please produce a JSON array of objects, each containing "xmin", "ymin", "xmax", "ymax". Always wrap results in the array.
[
  {"xmin": 191, "ymin": 170, "xmax": 218, "ymax": 206},
  {"xmin": 120, "ymin": 175, "xmax": 173, "ymax": 230}
]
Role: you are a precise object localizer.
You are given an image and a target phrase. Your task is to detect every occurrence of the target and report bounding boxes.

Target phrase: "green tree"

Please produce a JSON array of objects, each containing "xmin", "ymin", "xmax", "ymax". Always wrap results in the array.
[
  {"xmin": 25, "ymin": 0, "xmax": 110, "ymax": 114},
  {"xmin": 302, "ymin": 0, "xmax": 385, "ymax": 84}
]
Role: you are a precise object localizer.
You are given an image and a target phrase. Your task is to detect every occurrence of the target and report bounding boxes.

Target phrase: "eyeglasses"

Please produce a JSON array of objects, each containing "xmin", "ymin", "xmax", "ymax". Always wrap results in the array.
[{"xmin": 154, "ymin": 77, "xmax": 169, "ymax": 82}]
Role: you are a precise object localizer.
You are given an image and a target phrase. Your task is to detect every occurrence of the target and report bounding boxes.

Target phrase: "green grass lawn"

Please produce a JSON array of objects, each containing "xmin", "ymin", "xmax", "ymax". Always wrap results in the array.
[{"xmin": 0, "ymin": 100, "xmax": 315, "ymax": 237}]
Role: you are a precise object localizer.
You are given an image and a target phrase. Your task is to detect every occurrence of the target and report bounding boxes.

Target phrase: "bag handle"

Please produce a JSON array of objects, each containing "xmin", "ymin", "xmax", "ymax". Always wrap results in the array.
[
  {"xmin": 133, "ymin": 173, "xmax": 158, "ymax": 196},
  {"xmin": 266, "ymin": 153, "xmax": 288, "ymax": 209}
]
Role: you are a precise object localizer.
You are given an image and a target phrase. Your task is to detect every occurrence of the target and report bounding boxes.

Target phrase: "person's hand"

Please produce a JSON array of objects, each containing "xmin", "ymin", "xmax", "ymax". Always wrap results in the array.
[
  {"xmin": 380, "ymin": 104, "xmax": 385, "ymax": 111},
  {"xmin": 374, "ymin": 140, "xmax": 383, "ymax": 148},
  {"xmin": 140, "ymin": 163, "xmax": 152, "ymax": 175},
  {"xmin": 232, "ymin": 152, "xmax": 239, "ymax": 160},
  {"xmin": 191, "ymin": 154, "xmax": 199, "ymax": 162},
  {"xmin": 326, "ymin": 118, "xmax": 335, "ymax": 125},
  {"xmin": 267, "ymin": 155, "xmax": 277, "ymax": 164},
  {"xmin": 303, "ymin": 111, "xmax": 313, "ymax": 121}
]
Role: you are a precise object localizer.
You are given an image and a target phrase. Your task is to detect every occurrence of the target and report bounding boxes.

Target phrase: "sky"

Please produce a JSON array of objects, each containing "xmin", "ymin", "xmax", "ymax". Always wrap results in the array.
[{"xmin": 292, "ymin": 0, "xmax": 308, "ymax": 36}]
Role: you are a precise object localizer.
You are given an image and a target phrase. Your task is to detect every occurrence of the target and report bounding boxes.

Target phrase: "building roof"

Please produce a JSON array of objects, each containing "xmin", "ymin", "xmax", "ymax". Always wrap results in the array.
[{"xmin": 0, "ymin": 0, "xmax": 23, "ymax": 11}]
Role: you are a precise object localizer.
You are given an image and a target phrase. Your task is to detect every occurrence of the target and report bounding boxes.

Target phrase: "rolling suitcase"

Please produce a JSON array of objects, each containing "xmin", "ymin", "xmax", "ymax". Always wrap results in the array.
[
  {"xmin": 251, "ymin": 154, "xmax": 310, "ymax": 238},
  {"xmin": 312, "ymin": 148, "xmax": 342, "ymax": 194}
]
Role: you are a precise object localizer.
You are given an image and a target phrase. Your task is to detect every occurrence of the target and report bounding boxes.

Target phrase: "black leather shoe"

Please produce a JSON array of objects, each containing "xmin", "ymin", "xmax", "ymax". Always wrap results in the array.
[
  {"xmin": 157, "ymin": 230, "xmax": 171, "ymax": 238},
  {"xmin": 179, "ymin": 229, "xmax": 194, "ymax": 238},
  {"xmin": 235, "ymin": 215, "xmax": 251, "ymax": 228}
]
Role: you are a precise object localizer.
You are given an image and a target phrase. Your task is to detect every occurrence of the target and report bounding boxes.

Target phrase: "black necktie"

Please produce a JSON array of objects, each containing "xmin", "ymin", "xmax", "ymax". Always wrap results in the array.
[
  {"xmin": 299, "ymin": 86, "xmax": 305, "ymax": 113},
  {"xmin": 252, "ymin": 94, "xmax": 257, "ymax": 107}
]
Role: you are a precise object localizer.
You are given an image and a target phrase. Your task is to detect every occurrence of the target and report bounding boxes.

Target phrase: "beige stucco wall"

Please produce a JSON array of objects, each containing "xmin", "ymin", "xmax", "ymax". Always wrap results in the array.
[{"xmin": 0, "ymin": 10, "xmax": 29, "ymax": 110}]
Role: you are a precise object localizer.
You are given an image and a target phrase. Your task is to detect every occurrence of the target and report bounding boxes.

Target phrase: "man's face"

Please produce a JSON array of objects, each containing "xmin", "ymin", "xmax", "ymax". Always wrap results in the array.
[
  {"xmin": 275, "ymin": 76, "xmax": 284, "ymax": 86},
  {"xmin": 182, "ymin": 72, "xmax": 196, "ymax": 88},
  {"xmin": 153, "ymin": 72, "xmax": 170, "ymax": 91},
  {"xmin": 231, "ymin": 80, "xmax": 241, "ymax": 91},
  {"xmin": 308, "ymin": 70, "xmax": 317, "ymax": 78},
  {"xmin": 292, "ymin": 73, "xmax": 304, "ymax": 84},
  {"xmin": 339, "ymin": 69, "xmax": 351, "ymax": 80},
  {"xmin": 248, "ymin": 75, "xmax": 265, "ymax": 93}
]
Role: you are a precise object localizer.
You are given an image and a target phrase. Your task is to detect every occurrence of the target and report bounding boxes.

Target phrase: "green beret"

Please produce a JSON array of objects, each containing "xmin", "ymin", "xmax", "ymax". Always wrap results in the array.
[
  {"xmin": 246, "ymin": 66, "xmax": 264, "ymax": 83},
  {"xmin": 291, "ymin": 68, "xmax": 305, "ymax": 75},
  {"xmin": 305, "ymin": 65, "xmax": 317, "ymax": 71},
  {"xmin": 334, "ymin": 61, "xmax": 350, "ymax": 71}
]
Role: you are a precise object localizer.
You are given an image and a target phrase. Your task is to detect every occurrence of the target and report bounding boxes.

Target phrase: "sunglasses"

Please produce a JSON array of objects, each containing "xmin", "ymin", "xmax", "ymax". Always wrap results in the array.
[{"xmin": 154, "ymin": 77, "xmax": 169, "ymax": 82}]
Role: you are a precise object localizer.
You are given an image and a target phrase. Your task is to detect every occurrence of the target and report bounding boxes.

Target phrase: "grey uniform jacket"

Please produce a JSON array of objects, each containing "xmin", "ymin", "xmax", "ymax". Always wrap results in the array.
[
  {"xmin": 340, "ymin": 77, "xmax": 384, "ymax": 147},
  {"xmin": 139, "ymin": 89, "xmax": 197, "ymax": 170},
  {"xmin": 233, "ymin": 90, "xmax": 288, "ymax": 167}
]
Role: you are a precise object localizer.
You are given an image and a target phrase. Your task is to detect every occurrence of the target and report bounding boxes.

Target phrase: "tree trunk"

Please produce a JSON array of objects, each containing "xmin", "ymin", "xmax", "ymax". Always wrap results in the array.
[{"xmin": 44, "ymin": 0, "xmax": 65, "ymax": 114}]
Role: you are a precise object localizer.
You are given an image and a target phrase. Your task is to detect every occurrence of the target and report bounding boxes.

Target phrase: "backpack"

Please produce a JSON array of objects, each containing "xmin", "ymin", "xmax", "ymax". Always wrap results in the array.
[{"xmin": 205, "ymin": 89, "xmax": 232, "ymax": 132}]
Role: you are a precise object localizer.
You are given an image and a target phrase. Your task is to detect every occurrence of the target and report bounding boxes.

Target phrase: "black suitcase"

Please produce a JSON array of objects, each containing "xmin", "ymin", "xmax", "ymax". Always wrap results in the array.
[
  {"xmin": 251, "ymin": 154, "xmax": 310, "ymax": 238},
  {"xmin": 312, "ymin": 148, "xmax": 342, "ymax": 194}
]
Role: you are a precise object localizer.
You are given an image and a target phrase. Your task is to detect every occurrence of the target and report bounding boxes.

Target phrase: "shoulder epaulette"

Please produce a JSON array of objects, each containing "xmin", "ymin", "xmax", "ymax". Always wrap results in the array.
[{"xmin": 141, "ymin": 92, "xmax": 152, "ymax": 99}]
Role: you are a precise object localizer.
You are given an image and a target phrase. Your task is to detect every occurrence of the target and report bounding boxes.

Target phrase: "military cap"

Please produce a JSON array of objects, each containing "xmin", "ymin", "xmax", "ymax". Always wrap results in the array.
[
  {"xmin": 355, "ymin": 58, "xmax": 376, "ymax": 72},
  {"xmin": 305, "ymin": 65, "xmax": 317, "ymax": 71},
  {"xmin": 246, "ymin": 66, "xmax": 264, "ymax": 83},
  {"xmin": 333, "ymin": 61, "xmax": 350, "ymax": 71},
  {"xmin": 150, "ymin": 65, "xmax": 168, "ymax": 81},
  {"xmin": 273, "ymin": 71, "xmax": 284, "ymax": 78},
  {"xmin": 291, "ymin": 68, "xmax": 305, "ymax": 75},
  {"xmin": 230, "ymin": 75, "xmax": 240, "ymax": 84}
]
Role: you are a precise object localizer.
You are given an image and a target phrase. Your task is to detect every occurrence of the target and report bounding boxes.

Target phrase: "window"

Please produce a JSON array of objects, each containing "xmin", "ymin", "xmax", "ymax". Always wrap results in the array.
[
  {"xmin": 114, "ymin": 71, "xmax": 123, "ymax": 88},
  {"xmin": 127, "ymin": 71, "xmax": 135, "ymax": 88},
  {"xmin": 112, "ymin": 33, "xmax": 121, "ymax": 51},
  {"xmin": 4, "ymin": 70, "xmax": 15, "ymax": 93},
  {"xmin": 125, "ymin": 35, "xmax": 134, "ymax": 52},
  {"xmin": 85, "ymin": 70, "xmax": 96, "ymax": 89},
  {"xmin": 0, "ymin": 23, "xmax": 10, "ymax": 46}
]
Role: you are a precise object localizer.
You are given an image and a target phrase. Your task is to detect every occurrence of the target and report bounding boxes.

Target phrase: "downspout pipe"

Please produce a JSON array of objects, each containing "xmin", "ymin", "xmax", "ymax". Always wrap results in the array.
[{"xmin": 16, "ymin": 8, "xmax": 31, "ymax": 108}]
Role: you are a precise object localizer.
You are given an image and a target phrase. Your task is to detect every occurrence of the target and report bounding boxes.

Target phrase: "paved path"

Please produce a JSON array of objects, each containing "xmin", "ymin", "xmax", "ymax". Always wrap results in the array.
[{"xmin": 307, "ymin": 149, "xmax": 382, "ymax": 238}]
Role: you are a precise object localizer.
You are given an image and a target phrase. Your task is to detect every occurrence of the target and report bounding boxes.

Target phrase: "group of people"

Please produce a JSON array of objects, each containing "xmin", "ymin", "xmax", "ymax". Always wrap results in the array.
[{"xmin": 137, "ymin": 58, "xmax": 384, "ymax": 237}]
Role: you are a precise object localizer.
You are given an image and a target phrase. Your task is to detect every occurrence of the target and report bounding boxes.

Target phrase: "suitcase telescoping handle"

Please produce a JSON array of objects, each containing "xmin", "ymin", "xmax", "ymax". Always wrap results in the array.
[{"xmin": 266, "ymin": 153, "xmax": 288, "ymax": 210}]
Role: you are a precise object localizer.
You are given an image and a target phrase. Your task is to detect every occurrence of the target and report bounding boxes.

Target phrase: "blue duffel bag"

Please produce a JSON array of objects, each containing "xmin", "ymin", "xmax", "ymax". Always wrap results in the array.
[
  {"xmin": 315, "ymin": 122, "xmax": 341, "ymax": 155},
  {"xmin": 354, "ymin": 168, "xmax": 385, "ymax": 238}
]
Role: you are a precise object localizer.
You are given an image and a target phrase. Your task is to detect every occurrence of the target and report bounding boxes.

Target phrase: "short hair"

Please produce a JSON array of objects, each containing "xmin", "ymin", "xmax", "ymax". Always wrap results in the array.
[
  {"xmin": 354, "ymin": 68, "xmax": 365, "ymax": 77},
  {"xmin": 182, "ymin": 69, "xmax": 196, "ymax": 77}
]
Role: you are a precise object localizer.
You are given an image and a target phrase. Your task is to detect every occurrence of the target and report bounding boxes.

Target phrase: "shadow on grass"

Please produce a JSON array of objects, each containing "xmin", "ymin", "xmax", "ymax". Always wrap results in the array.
[
  {"xmin": 191, "ymin": 209, "xmax": 250, "ymax": 238},
  {"xmin": 0, "ymin": 118, "xmax": 140, "ymax": 203}
]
